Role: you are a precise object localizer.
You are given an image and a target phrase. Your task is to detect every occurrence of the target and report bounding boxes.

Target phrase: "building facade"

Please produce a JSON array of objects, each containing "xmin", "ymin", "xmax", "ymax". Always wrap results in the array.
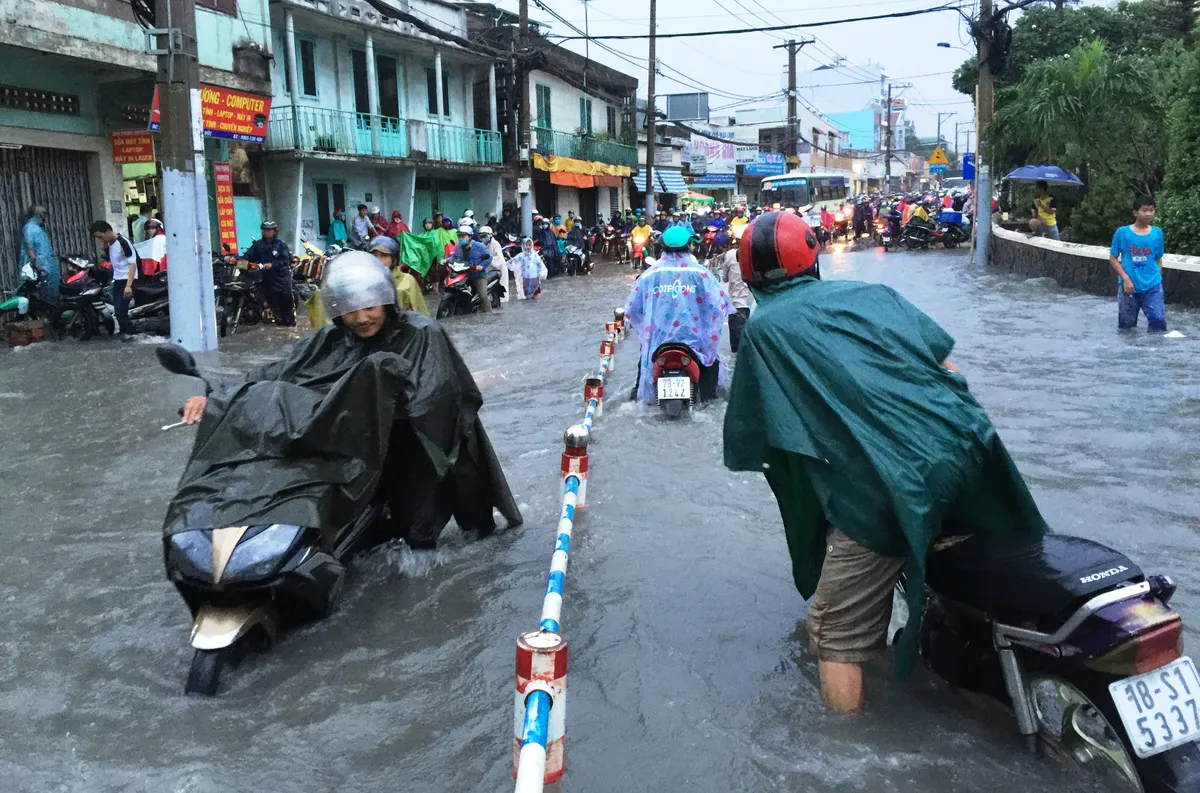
[
  {"xmin": 263, "ymin": 0, "xmax": 504, "ymax": 251},
  {"xmin": 0, "ymin": 0, "xmax": 272, "ymax": 289}
]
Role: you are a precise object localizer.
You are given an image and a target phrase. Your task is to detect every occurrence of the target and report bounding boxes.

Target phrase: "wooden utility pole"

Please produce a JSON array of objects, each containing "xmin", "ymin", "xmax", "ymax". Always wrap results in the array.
[
  {"xmin": 519, "ymin": 0, "xmax": 532, "ymax": 237},
  {"xmin": 153, "ymin": 0, "xmax": 217, "ymax": 350},
  {"xmin": 644, "ymin": 0, "xmax": 657, "ymax": 216},
  {"xmin": 973, "ymin": 0, "xmax": 995, "ymax": 266}
]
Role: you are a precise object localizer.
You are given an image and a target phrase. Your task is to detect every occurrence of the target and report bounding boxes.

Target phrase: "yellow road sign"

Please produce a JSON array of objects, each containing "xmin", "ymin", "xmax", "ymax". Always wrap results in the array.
[{"xmin": 927, "ymin": 145, "xmax": 949, "ymax": 166}]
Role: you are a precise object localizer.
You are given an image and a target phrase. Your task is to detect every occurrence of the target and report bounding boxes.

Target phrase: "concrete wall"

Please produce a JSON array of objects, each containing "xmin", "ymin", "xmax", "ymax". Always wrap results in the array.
[{"xmin": 990, "ymin": 225, "xmax": 1200, "ymax": 307}]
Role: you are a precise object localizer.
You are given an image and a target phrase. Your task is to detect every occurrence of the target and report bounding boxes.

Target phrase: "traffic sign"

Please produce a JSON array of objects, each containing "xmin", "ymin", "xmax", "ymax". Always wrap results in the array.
[
  {"xmin": 927, "ymin": 145, "xmax": 949, "ymax": 166},
  {"xmin": 930, "ymin": 164, "xmax": 948, "ymax": 174},
  {"xmin": 962, "ymin": 153, "xmax": 975, "ymax": 180}
]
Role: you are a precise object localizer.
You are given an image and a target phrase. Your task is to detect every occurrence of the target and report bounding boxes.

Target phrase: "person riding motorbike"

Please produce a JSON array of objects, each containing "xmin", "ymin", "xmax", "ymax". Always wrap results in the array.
[
  {"xmin": 175, "ymin": 251, "xmax": 521, "ymax": 550},
  {"xmin": 721, "ymin": 210, "xmax": 1047, "ymax": 714},
  {"xmin": 624, "ymin": 225, "xmax": 734, "ymax": 403},
  {"xmin": 242, "ymin": 220, "xmax": 295, "ymax": 326},
  {"xmin": 369, "ymin": 236, "xmax": 428, "ymax": 316},
  {"xmin": 447, "ymin": 225, "xmax": 493, "ymax": 313}
]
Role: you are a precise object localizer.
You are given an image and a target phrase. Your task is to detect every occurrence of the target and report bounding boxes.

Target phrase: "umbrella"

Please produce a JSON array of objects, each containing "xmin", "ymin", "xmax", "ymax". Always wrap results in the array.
[
  {"xmin": 679, "ymin": 191, "xmax": 714, "ymax": 204},
  {"xmin": 1003, "ymin": 165, "xmax": 1084, "ymax": 186}
]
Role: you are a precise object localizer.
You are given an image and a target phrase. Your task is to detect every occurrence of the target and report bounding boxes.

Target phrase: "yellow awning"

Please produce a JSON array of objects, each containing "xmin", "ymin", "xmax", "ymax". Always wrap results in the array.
[{"xmin": 533, "ymin": 152, "xmax": 631, "ymax": 178}]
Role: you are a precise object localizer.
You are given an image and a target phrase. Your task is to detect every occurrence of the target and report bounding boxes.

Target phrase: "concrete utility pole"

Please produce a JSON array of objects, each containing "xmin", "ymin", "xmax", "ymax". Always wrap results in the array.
[
  {"xmin": 644, "ymin": 0, "xmax": 657, "ymax": 216},
  {"xmin": 518, "ymin": 0, "xmax": 532, "ymax": 238},
  {"xmin": 773, "ymin": 37, "xmax": 813, "ymax": 162},
  {"xmin": 936, "ymin": 111, "xmax": 955, "ymax": 188},
  {"xmin": 973, "ymin": 0, "xmax": 995, "ymax": 267},
  {"xmin": 154, "ymin": 0, "xmax": 217, "ymax": 351},
  {"xmin": 885, "ymin": 84, "xmax": 892, "ymax": 192}
]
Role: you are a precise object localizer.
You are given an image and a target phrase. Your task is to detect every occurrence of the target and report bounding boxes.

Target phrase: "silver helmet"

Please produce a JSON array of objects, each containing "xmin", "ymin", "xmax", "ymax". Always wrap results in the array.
[{"xmin": 320, "ymin": 250, "xmax": 396, "ymax": 319}]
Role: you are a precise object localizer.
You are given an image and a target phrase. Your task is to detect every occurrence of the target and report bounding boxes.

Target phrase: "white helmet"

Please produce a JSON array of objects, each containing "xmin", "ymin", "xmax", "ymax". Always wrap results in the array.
[
  {"xmin": 479, "ymin": 225, "xmax": 494, "ymax": 236},
  {"xmin": 369, "ymin": 205, "xmax": 381, "ymax": 215},
  {"xmin": 457, "ymin": 225, "xmax": 474, "ymax": 236},
  {"xmin": 463, "ymin": 209, "xmax": 475, "ymax": 218},
  {"xmin": 320, "ymin": 250, "xmax": 397, "ymax": 320}
]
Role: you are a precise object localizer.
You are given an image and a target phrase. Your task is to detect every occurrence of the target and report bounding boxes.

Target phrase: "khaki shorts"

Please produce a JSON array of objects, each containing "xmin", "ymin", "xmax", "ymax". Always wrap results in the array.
[{"xmin": 805, "ymin": 529, "xmax": 906, "ymax": 664}]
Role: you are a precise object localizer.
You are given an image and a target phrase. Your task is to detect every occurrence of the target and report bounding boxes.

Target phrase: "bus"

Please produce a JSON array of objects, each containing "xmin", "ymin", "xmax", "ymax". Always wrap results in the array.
[{"xmin": 760, "ymin": 172, "xmax": 851, "ymax": 211}]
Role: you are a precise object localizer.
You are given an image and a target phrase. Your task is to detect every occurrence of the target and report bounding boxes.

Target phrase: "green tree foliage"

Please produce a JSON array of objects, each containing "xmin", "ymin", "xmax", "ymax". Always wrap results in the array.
[{"xmin": 1159, "ymin": 45, "xmax": 1200, "ymax": 254}]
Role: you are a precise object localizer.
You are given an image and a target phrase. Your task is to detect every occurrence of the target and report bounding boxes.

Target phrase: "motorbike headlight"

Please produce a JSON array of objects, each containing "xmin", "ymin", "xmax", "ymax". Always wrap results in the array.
[
  {"xmin": 223, "ymin": 524, "xmax": 302, "ymax": 582},
  {"xmin": 168, "ymin": 530, "xmax": 213, "ymax": 581}
]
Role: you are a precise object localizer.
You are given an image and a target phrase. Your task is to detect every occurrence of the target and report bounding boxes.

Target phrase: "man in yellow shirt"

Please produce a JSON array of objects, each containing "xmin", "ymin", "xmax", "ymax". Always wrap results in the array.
[{"xmin": 1029, "ymin": 180, "xmax": 1059, "ymax": 240}]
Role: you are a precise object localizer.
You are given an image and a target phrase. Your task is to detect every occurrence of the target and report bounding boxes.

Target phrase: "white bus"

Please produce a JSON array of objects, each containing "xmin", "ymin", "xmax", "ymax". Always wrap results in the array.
[{"xmin": 760, "ymin": 172, "xmax": 851, "ymax": 210}]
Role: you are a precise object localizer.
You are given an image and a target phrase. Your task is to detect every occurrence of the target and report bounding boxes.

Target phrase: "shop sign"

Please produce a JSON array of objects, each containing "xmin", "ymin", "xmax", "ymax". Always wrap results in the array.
[
  {"xmin": 150, "ymin": 85, "xmax": 272, "ymax": 143},
  {"xmin": 653, "ymin": 147, "xmax": 675, "ymax": 165},
  {"xmin": 112, "ymin": 130, "xmax": 155, "ymax": 164},
  {"xmin": 743, "ymin": 152, "xmax": 786, "ymax": 177},
  {"xmin": 213, "ymin": 162, "xmax": 238, "ymax": 250},
  {"xmin": 734, "ymin": 145, "xmax": 759, "ymax": 165}
]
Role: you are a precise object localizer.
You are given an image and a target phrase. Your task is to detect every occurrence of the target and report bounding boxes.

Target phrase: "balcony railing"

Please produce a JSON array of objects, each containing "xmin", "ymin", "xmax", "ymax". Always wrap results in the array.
[
  {"xmin": 266, "ymin": 107, "xmax": 502, "ymax": 166},
  {"xmin": 532, "ymin": 126, "xmax": 637, "ymax": 168}
]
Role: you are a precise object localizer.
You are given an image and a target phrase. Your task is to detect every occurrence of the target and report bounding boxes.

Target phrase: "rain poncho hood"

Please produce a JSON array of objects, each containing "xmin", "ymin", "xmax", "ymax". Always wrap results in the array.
[
  {"xmin": 399, "ymin": 230, "xmax": 443, "ymax": 277},
  {"xmin": 625, "ymin": 253, "xmax": 734, "ymax": 402},
  {"xmin": 724, "ymin": 277, "xmax": 1047, "ymax": 675},
  {"xmin": 163, "ymin": 312, "xmax": 521, "ymax": 547}
]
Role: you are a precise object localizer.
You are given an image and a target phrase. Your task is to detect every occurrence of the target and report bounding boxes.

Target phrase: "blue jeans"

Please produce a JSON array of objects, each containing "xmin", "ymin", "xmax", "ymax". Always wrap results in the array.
[
  {"xmin": 1117, "ymin": 282, "xmax": 1167, "ymax": 331},
  {"xmin": 112, "ymin": 279, "xmax": 135, "ymax": 335}
]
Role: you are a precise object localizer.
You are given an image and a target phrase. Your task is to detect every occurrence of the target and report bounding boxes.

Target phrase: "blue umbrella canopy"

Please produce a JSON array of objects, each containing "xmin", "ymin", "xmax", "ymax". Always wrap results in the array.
[{"xmin": 1003, "ymin": 164, "xmax": 1084, "ymax": 186}]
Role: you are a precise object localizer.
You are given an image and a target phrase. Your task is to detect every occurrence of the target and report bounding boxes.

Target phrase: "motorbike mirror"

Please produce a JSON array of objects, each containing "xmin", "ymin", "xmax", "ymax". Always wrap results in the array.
[{"xmin": 155, "ymin": 343, "xmax": 201, "ymax": 379}]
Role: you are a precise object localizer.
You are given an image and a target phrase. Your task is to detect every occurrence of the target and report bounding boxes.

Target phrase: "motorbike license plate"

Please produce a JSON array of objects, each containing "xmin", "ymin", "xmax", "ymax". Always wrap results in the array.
[
  {"xmin": 657, "ymin": 376, "xmax": 692, "ymax": 402},
  {"xmin": 1109, "ymin": 656, "xmax": 1200, "ymax": 758}
]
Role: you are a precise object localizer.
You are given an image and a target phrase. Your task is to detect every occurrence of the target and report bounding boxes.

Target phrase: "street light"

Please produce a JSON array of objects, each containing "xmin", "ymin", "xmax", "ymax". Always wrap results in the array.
[{"xmin": 937, "ymin": 42, "xmax": 971, "ymax": 52}]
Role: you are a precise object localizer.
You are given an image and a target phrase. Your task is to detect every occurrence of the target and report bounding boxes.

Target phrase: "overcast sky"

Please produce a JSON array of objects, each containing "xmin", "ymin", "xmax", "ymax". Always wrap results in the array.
[{"xmin": 492, "ymin": 0, "xmax": 980, "ymax": 144}]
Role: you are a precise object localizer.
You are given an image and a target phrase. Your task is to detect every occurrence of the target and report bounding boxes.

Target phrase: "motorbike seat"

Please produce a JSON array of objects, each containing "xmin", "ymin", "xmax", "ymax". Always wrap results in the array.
[
  {"xmin": 59, "ymin": 277, "xmax": 99, "ymax": 296},
  {"xmin": 134, "ymin": 281, "xmax": 169, "ymax": 302},
  {"xmin": 926, "ymin": 532, "xmax": 1142, "ymax": 625}
]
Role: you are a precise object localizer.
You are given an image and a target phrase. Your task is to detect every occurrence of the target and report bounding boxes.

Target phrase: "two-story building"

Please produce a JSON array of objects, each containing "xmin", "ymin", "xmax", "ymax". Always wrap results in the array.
[
  {"xmin": 0, "ymin": 0, "xmax": 273, "ymax": 290},
  {"xmin": 465, "ymin": 7, "xmax": 638, "ymax": 226},
  {"xmin": 262, "ymin": 0, "xmax": 505, "ymax": 251}
]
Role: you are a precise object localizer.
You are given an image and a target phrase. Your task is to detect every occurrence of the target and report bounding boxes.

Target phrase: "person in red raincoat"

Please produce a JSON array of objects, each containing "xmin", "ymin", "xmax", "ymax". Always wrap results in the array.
[{"xmin": 387, "ymin": 211, "xmax": 409, "ymax": 236}]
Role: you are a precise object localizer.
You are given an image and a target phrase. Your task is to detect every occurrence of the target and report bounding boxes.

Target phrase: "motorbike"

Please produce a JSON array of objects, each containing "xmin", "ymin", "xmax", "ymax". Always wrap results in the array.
[
  {"xmin": 899, "ymin": 219, "xmax": 942, "ymax": 251},
  {"xmin": 0, "ymin": 264, "xmax": 65, "ymax": 338},
  {"xmin": 616, "ymin": 231, "xmax": 631, "ymax": 265},
  {"xmin": 219, "ymin": 259, "xmax": 269, "ymax": 337},
  {"xmin": 937, "ymin": 210, "xmax": 971, "ymax": 248},
  {"xmin": 563, "ymin": 243, "xmax": 593, "ymax": 276},
  {"xmin": 435, "ymin": 261, "xmax": 505, "ymax": 318},
  {"xmin": 155, "ymin": 344, "xmax": 387, "ymax": 696},
  {"xmin": 650, "ymin": 342, "xmax": 713, "ymax": 419},
  {"xmin": 54, "ymin": 256, "xmax": 116, "ymax": 340},
  {"xmin": 918, "ymin": 532, "xmax": 1198, "ymax": 793},
  {"xmin": 630, "ymin": 232, "xmax": 655, "ymax": 272},
  {"xmin": 699, "ymin": 225, "xmax": 727, "ymax": 261},
  {"xmin": 500, "ymin": 233, "xmax": 522, "ymax": 262},
  {"xmin": 600, "ymin": 224, "xmax": 619, "ymax": 259}
]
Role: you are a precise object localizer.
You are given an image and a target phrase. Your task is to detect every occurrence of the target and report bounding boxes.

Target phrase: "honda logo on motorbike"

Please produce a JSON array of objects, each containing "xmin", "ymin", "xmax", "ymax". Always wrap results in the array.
[{"xmin": 1079, "ymin": 565, "xmax": 1128, "ymax": 584}]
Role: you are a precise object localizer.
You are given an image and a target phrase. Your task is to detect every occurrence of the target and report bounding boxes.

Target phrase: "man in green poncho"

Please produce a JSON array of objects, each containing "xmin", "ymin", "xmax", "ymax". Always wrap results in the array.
[{"xmin": 723, "ymin": 211, "xmax": 1048, "ymax": 713}]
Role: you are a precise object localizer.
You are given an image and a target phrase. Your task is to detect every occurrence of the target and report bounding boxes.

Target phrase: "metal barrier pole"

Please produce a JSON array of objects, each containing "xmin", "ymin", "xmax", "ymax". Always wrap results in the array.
[{"xmin": 511, "ymin": 315, "xmax": 627, "ymax": 792}]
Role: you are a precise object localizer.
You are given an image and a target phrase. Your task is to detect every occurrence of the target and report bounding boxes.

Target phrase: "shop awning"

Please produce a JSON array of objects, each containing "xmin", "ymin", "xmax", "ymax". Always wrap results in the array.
[
  {"xmin": 550, "ymin": 171, "xmax": 594, "ymax": 188},
  {"xmin": 633, "ymin": 168, "xmax": 688, "ymax": 194}
]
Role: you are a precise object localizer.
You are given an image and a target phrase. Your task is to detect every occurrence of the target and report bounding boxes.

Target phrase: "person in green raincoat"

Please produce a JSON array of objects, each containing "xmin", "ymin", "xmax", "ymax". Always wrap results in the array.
[{"xmin": 723, "ymin": 211, "xmax": 1048, "ymax": 713}]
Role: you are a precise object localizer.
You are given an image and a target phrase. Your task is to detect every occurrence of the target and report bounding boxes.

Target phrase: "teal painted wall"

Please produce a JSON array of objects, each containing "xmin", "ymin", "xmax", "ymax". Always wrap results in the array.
[{"xmin": 0, "ymin": 49, "xmax": 101, "ymax": 136}]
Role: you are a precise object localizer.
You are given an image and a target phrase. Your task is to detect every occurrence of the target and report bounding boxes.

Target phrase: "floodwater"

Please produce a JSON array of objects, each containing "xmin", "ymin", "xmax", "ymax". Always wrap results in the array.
[{"xmin": 1, "ymin": 246, "xmax": 1198, "ymax": 792}]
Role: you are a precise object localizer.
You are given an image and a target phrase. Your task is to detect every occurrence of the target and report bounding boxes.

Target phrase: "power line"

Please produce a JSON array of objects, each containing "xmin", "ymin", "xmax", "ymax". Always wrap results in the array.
[{"xmin": 549, "ymin": 4, "xmax": 968, "ymax": 40}]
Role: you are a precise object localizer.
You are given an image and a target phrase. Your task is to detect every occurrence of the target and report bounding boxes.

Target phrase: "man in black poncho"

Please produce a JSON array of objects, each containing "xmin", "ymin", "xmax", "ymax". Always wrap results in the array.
[
  {"xmin": 173, "ymin": 251, "xmax": 521, "ymax": 550},
  {"xmin": 723, "ymin": 211, "xmax": 1047, "ymax": 713}
]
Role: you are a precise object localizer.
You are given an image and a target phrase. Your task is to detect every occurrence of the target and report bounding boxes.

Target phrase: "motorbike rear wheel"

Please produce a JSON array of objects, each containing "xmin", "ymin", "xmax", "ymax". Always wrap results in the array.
[
  {"xmin": 435, "ymin": 296, "xmax": 454, "ymax": 320},
  {"xmin": 662, "ymin": 399, "xmax": 685, "ymax": 419},
  {"xmin": 185, "ymin": 646, "xmax": 234, "ymax": 696},
  {"xmin": 57, "ymin": 303, "xmax": 98, "ymax": 341}
]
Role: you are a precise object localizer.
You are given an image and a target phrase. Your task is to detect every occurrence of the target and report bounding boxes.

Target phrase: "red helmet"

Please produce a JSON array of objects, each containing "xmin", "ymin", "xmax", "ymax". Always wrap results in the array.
[{"xmin": 738, "ymin": 210, "xmax": 819, "ymax": 286}]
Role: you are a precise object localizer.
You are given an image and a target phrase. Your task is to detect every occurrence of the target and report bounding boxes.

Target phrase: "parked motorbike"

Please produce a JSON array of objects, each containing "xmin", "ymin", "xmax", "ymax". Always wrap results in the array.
[
  {"xmin": 899, "ymin": 220, "xmax": 942, "ymax": 251},
  {"xmin": 435, "ymin": 261, "xmax": 505, "ymax": 318},
  {"xmin": 155, "ymin": 344, "xmax": 386, "ymax": 696},
  {"xmin": 937, "ymin": 210, "xmax": 971, "ymax": 248},
  {"xmin": 0, "ymin": 264, "xmax": 63, "ymax": 337},
  {"xmin": 919, "ymin": 532, "xmax": 1198, "ymax": 793},
  {"xmin": 54, "ymin": 256, "xmax": 116, "ymax": 340},
  {"xmin": 219, "ymin": 258, "xmax": 269, "ymax": 337},
  {"xmin": 563, "ymin": 243, "xmax": 592, "ymax": 276}
]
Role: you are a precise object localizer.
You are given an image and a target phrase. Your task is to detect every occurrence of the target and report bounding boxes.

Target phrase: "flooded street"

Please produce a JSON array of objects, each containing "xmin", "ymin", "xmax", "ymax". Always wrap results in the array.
[{"xmin": 2, "ymin": 246, "xmax": 1198, "ymax": 792}]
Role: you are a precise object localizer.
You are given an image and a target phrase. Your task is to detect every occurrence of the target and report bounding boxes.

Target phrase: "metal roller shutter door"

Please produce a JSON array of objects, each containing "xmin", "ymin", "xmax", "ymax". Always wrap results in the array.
[{"xmin": 0, "ymin": 146, "xmax": 93, "ymax": 292}]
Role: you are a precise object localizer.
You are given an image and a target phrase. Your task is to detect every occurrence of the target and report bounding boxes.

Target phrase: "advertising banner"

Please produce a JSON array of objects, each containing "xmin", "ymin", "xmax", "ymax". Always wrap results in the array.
[
  {"xmin": 111, "ymin": 130, "xmax": 155, "ymax": 164},
  {"xmin": 689, "ymin": 128, "xmax": 736, "ymax": 176},
  {"xmin": 150, "ymin": 85, "xmax": 272, "ymax": 143},
  {"xmin": 743, "ymin": 152, "xmax": 786, "ymax": 177},
  {"xmin": 213, "ymin": 162, "xmax": 238, "ymax": 250},
  {"xmin": 735, "ymin": 145, "xmax": 759, "ymax": 165}
]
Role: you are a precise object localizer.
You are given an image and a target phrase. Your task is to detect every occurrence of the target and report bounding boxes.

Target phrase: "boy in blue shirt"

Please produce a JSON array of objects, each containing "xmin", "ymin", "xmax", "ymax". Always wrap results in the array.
[{"xmin": 1109, "ymin": 195, "xmax": 1166, "ymax": 332}]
